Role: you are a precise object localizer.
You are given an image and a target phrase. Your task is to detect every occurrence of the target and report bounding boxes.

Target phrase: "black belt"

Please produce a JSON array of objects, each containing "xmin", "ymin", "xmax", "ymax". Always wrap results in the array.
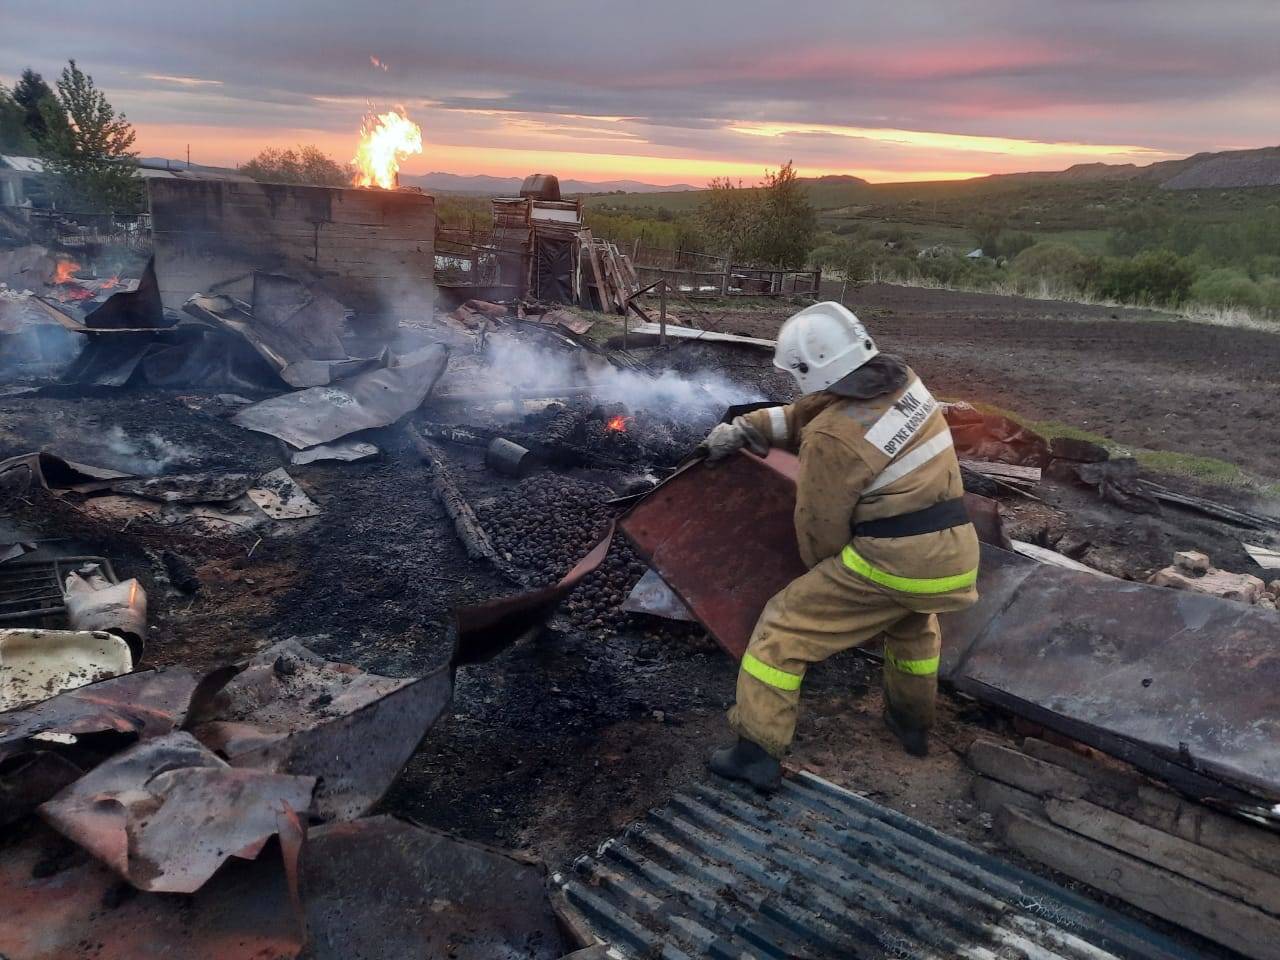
[{"xmin": 853, "ymin": 497, "xmax": 971, "ymax": 539}]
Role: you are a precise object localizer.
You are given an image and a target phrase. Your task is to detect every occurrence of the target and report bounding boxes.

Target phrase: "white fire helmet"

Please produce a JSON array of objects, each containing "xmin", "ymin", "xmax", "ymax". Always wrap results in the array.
[{"xmin": 773, "ymin": 301, "xmax": 879, "ymax": 394}]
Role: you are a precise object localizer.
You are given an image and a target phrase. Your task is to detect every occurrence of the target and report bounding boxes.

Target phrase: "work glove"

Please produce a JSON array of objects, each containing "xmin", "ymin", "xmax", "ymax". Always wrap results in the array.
[{"xmin": 700, "ymin": 417, "xmax": 768, "ymax": 463}]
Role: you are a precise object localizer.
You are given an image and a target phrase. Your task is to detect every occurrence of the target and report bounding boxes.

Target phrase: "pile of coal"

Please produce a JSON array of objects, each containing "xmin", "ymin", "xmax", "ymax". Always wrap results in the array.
[
  {"xmin": 476, "ymin": 474, "xmax": 613, "ymax": 586},
  {"xmin": 563, "ymin": 536, "xmax": 647, "ymax": 633},
  {"xmin": 536, "ymin": 407, "xmax": 584, "ymax": 448},
  {"xmin": 519, "ymin": 401, "xmax": 700, "ymax": 468}
]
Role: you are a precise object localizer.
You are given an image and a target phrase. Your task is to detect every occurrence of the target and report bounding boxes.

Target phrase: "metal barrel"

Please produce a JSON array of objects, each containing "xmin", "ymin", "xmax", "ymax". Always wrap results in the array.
[{"xmin": 485, "ymin": 437, "xmax": 534, "ymax": 477}]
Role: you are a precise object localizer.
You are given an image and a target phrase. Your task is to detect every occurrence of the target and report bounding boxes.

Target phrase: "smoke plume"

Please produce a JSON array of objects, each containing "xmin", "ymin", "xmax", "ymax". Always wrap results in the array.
[
  {"xmin": 102, "ymin": 426, "xmax": 198, "ymax": 475},
  {"xmin": 482, "ymin": 336, "xmax": 763, "ymax": 420}
]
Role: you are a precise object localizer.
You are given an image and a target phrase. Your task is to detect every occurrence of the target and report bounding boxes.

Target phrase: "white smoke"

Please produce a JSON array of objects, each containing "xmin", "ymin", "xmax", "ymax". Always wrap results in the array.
[
  {"xmin": 482, "ymin": 335, "xmax": 763, "ymax": 418},
  {"xmin": 103, "ymin": 426, "xmax": 198, "ymax": 475},
  {"xmin": 0, "ymin": 290, "xmax": 86, "ymax": 384}
]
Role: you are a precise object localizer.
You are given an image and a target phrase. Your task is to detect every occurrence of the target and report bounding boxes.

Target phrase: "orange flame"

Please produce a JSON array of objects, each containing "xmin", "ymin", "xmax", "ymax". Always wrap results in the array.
[
  {"xmin": 606, "ymin": 415, "xmax": 631, "ymax": 433},
  {"xmin": 352, "ymin": 108, "xmax": 422, "ymax": 189},
  {"xmin": 53, "ymin": 259, "xmax": 79, "ymax": 284}
]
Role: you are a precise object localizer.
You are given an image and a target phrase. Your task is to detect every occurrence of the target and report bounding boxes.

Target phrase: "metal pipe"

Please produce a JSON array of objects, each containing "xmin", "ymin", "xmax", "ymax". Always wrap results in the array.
[{"xmin": 485, "ymin": 438, "xmax": 534, "ymax": 477}]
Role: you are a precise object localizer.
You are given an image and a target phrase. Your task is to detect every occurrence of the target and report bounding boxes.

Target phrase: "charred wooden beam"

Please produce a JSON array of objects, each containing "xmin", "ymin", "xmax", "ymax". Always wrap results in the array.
[{"xmin": 404, "ymin": 424, "xmax": 525, "ymax": 585}]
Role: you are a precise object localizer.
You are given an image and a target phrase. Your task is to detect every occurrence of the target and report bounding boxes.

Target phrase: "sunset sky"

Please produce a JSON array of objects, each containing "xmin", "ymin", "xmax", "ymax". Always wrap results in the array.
[{"xmin": 3, "ymin": 1, "xmax": 1278, "ymax": 185}]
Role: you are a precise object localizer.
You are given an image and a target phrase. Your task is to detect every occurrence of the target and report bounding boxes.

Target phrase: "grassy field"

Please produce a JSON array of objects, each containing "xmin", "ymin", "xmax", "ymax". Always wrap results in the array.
[{"xmin": 585, "ymin": 176, "xmax": 1280, "ymax": 251}]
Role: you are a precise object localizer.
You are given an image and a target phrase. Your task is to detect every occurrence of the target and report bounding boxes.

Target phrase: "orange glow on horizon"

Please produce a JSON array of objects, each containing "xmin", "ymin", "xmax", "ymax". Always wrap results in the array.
[
  {"xmin": 132, "ymin": 122, "xmax": 992, "ymax": 184},
  {"xmin": 129, "ymin": 113, "xmax": 1174, "ymax": 187},
  {"xmin": 727, "ymin": 120, "xmax": 1174, "ymax": 162}
]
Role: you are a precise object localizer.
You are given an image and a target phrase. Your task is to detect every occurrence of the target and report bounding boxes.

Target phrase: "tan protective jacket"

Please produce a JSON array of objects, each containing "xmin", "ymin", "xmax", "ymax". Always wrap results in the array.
[{"xmin": 741, "ymin": 366, "xmax": 978, "ymax": 595}]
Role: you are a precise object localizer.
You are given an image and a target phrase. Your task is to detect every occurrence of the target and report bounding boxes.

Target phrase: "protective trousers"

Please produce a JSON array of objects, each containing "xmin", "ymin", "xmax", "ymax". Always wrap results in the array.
[{"xmin": 728, "ymin": 551, "xmax": 965, "ymax": 759}]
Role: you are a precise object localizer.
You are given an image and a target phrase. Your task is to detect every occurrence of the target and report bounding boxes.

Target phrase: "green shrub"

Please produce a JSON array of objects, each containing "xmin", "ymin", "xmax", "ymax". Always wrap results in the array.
[
  {"xmin": 1011, "ymin": 242, "xmax": 1098, "ymax": 291},
  {"xmin": 998, "ymin": 231, "xmax": 1036, "ymax": 259},
  {"xmin": 1261, "ymin": 277, "xmax": 1280, "ymax": 315},
  {"xmin": 1096, "ymin": 250, "xmax": 1196, "ymax": 306},
  {"xmin": 1190, "ymin": 268, "xmax": 1265, "ymax": 310}
]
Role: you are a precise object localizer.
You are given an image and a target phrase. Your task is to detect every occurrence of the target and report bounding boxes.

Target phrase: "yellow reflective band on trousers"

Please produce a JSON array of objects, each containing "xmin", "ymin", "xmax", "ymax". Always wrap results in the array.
[
  {"xmin": 841, "ymin": 544, "xmax": 978, "ymax": 595},
  {"xmin": 740, "ymin": 652, "xmax": 802, "ymax": 691},
  {"xmin": 885, "ymin": 649, "xmax": 940, "ymax": 676}
]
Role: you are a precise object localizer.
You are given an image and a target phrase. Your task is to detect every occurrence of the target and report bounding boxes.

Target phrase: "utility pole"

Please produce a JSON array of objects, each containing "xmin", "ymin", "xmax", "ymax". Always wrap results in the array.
[{"xmin": 186, "ymin": 144, "xmax": 191, "ymax": 169}]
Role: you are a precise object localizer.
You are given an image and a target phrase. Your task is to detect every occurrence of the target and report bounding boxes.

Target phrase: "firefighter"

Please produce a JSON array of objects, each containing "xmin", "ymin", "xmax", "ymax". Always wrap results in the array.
[{"xmin": 702, "ymin": 301, "xmax": 979, "ymax": 791}]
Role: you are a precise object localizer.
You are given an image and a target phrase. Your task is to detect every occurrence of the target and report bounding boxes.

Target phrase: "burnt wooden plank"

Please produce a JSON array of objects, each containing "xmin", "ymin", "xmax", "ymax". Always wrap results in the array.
[
  {"xmin": 975, "ymin": 739, "xmax": 1280, "ymax": 879},
  {"xmin": 1000, "ymin": 806, "xmax": 1280, "ymax": 960},
  {"xmin": 1044, "ymin": 796, "xmax": 1280, "ymax": 914}
]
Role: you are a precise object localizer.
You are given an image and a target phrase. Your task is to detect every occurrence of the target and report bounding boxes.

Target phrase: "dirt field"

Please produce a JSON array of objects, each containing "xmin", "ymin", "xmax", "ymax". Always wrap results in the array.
[{"xmin": 710, "ymin": 283, "xmax": 1280, "ymax": 480}]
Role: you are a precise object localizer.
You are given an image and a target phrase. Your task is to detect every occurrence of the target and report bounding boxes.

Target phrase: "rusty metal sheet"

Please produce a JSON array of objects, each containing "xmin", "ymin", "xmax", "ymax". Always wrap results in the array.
[
  {"xmin": 39, "ymin": 730, "xmax": 315, "ymax": 892},
  {"xmin": 0, "ymin": 665, "xmax": 232, "ymax": 762},
  {"xmin": 302, "ymin": 815, "xmax": 572, "ymax": 959},
  {"xmin": 0, "ymin": 451, "xmax": 130, "ymax": 497},
  {"xmin": 192, "ymin": 639, "xmax": 451, "ymax": 820},
  {"xmin": 620, "ymin": 451, "xmax": 807, "ymax": 658},
  {"xmin": 0, "ymin": 819, "xmax": 304, "ymax": 960},
  {"xmin": 0, "ymin": 665, "xmax": 235, "ymax": 820},
  {"xmin": 951, "ymin": 561, "xmax": 1280, "ymax": 801},
  {"xmin": 452, "ymin": 522, "xmax": 614, "ymax": 668}
]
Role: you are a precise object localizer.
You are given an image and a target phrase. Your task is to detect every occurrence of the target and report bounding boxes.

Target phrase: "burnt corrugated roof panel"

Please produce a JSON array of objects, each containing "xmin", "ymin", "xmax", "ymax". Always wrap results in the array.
[{"xmin": 557, "ymin": 770, "xmax": 1202, "ymax": 959}]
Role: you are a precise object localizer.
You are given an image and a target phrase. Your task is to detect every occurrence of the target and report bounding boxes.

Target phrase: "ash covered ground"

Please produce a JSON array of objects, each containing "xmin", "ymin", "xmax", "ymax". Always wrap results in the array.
[{"xmin": 3, "ymin": 297, "xmax": 1277, "ymax": 877}]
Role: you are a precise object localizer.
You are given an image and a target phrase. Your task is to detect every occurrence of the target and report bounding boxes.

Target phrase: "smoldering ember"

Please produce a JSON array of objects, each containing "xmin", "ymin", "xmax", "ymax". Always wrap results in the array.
[{"xmin": 2, "ymin": 43, "xmax": 1280, "ymax": 960}]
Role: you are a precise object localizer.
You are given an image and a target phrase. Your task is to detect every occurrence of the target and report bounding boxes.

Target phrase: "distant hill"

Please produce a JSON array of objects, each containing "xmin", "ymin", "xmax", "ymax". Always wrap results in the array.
[
  {"xmin": 809, "ymin": 174, "xmax": 870, "ymax": 186},
  {"xmin": 1158, "ymin": 147, "xmax": 1280, "ymax": 190},
  {"xmin": 138, "ymin": 160, "xmax": 696, "ymax": 196},
  {"xmin": 989, "ymin": 145, "xmax": 1280, "ymax": 190},
  {"xmin": 401, "ymin": 172, "xmax": 699, "ymax": 195}
]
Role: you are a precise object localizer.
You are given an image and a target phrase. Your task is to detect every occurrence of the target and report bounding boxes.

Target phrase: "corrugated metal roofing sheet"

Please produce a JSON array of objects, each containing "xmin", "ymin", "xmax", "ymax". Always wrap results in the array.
[
  {"xmin": 557, "ymin": 770, "xmax": 1202, "ymax": 959},
  {"xmin": 0, "ymin": 155, "xmax": 44, "ymax": 173}
]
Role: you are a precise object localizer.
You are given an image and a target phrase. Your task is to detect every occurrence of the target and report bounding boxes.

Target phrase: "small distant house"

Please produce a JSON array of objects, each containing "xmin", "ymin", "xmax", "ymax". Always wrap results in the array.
[
  {"xmin": 0, "ymin": 155, "xmax": 250, "ymax": 210},
  {"xmin": 0, "ymin": 155, "xmax": 46, "ymax": 207}
]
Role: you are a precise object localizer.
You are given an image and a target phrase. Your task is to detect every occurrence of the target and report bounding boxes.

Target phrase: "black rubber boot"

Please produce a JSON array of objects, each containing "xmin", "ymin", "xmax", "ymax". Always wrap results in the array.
[
  {"xmin": 883, "ymin": 707, "xmax": 930, "ymax": 758},
  {"xmin": 709, "ymin": 738, "xmax": 782, "ymax": 793}
]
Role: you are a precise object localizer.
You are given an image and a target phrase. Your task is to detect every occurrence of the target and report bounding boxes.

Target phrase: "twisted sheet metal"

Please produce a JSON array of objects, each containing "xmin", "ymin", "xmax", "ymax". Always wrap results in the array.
[{"xmin": 558, "ymin": 770, "xmax": 1201, "ymax": 960}]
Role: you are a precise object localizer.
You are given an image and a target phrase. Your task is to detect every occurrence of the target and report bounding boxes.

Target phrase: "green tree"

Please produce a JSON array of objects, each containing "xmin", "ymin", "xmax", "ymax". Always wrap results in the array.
[
  {"xmin": 749, "ymin": 161, "xmax": 817, "ymax": 269},
  {"xmin": 969, "ymin": 212, "xmax": 1005, "ymax": 256},
  {"xmin": 241, "ymin": 144, "xmax": 351, "ymax": 186},
  {"xmin": 695, "ymin": 175, "xmax": 752, "ymax": 258},
  {"xmin": 12, "ymin": 68, "xmax": 61, "ymax": 143},
  {"xmin": 39, "ymin": 60, "xmax": 141, "ymax": 212},
  {"xmin": 0, "ymin": 84, "xmax": 37, "ymax": 153},
  {"xmin": 695, "ymin": 161, "xmax": 817, "ymax": 269},
  {"xmin": 999, "ymin": 231, "xmax": 1036, "ymax": 260}
]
